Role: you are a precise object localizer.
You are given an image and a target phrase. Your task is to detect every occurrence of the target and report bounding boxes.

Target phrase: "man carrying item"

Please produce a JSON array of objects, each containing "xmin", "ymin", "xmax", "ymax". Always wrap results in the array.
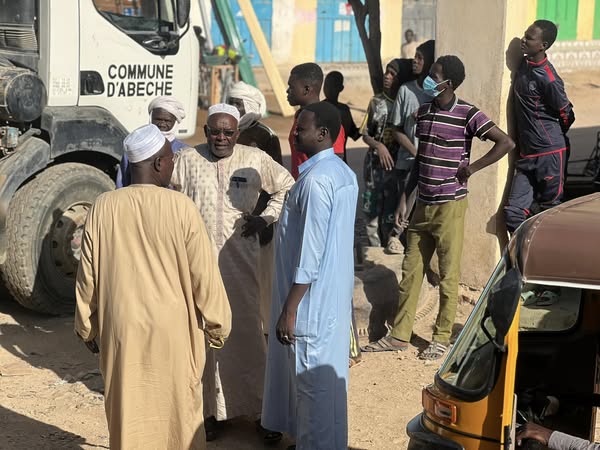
[
  {"xmin": 363, "ymin": 55, "xmax": 515, "ymax": 360},
  {"xmin": 75, "ymin": 124, "xmax": 232, "ymax": 450},
  {"xmin": 172, "ymin": 104, "xmax": 294, "ymax": 444},
  {"xmin": 228, "ymin": 81, "xmax": 283, "ymax": 337},
  {"xmin": 262, "ymin": 101, "xmax": 358, "ymax": 450}
]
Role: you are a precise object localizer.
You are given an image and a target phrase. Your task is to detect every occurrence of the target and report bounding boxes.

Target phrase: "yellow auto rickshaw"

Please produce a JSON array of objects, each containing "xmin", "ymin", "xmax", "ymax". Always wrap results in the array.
[{"xmin": 407, "ymin": 193, "xmax": 600, "ymax": 449}]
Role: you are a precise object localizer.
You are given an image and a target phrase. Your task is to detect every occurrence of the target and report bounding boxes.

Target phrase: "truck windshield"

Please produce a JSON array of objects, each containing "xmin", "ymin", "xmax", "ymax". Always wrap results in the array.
[
  {"xmin": 93, "ymin": 0, "xmax": 176, "ymax": 33},
  {"xmin": 436, "ymin": 257, "xmax": 507, "ymax": 400}
]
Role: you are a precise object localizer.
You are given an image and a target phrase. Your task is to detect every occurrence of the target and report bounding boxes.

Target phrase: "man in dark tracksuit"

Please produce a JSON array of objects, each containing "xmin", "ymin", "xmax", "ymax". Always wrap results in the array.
[{"xmin": 505, "ymin": 20, "xmax": 574, "ymax": 233}]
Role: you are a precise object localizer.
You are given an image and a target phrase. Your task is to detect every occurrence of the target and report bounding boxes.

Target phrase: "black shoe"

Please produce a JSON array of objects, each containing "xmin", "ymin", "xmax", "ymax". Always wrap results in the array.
[{"xmin": 205, "ymin": 416, "xmax": 219, "ymax": 441}]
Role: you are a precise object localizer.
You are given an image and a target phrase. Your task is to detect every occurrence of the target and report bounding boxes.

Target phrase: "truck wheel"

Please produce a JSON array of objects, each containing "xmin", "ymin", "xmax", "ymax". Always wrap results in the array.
[{"xmin": 2, "ymin": 163, "xmax": 114, "ymax": 314}]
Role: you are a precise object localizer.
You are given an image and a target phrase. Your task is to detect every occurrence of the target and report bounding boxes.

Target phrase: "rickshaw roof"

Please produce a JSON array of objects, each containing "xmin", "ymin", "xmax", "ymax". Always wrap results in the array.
[{"xmin": 513, "ymin": 193, "xmax": 600, "ymax": 288}]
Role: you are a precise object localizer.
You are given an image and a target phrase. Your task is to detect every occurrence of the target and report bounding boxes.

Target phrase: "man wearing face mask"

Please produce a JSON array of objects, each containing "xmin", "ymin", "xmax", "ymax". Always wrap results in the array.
[
  {"xmin": 363, "ymin": 55, "xmax": 514, "ymax": 361},
  {"xmin": 116, "ymin": 96, "xmax": 191, "ymax": 188},
  {"xmin": 387, "ymin": 39, "xmax": 436, "ymax": 254},
  {"xmin": 172, "ymin": 103, "xmax": 294, "ymax": 443}
]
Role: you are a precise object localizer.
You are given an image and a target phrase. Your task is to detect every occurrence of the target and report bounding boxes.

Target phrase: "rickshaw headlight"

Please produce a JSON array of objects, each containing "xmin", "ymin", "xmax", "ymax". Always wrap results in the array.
[{"xmin": 422, "ymin": 388, "xmax": 458, "ymax": 424}]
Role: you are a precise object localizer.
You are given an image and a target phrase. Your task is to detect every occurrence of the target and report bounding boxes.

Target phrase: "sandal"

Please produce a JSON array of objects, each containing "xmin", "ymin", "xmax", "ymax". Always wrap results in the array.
[
  {"xmin": 361, "ymin": 336, "xmax": 409, "ymax": 352},
  {"xmin": 537, "ymin": 289, "xmax": 560, "ymax": 306},
  {"xmin": 255, "ymin": 419, "xmax": 283, "ymax": 445},
  {"xmin": 419, "ymin": 342, "xmax": 448, "ymax": 360},
  {"xmin": 385, "ymin": 235, "xmax": 404, "ymax": 254},
  {"xmin": 349, "ymin": 356, "xmax": 363, "ymax": 368}
]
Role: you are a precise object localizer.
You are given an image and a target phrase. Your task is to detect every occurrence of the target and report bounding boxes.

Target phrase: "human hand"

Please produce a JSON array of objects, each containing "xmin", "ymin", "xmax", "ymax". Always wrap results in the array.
[
  {"xmin": 516, "ymin": 423, "xmax": 553, "ymax": 447},
  {"xmin": 456, "ymin": 165, "xmax": 472, "ymax": 185},
  {"xmin": 275, "ymin": 307, "xmax": 296, "ymax": 346},
  {"xmin": 241, "ymin": 214, "xmax": 268, "ymax": 238},
  {"xmin": 376, "ymin": 143, "xmax": 394, "ymax": 171},
  {"xmin": 204, "ymin": 326, "xmax": 226, "ymax": 349}
]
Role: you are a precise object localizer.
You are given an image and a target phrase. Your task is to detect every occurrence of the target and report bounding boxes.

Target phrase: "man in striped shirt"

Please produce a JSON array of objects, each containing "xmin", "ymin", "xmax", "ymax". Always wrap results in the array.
[{"xmin": 363, "ymin": 55, "xmax": 514, "ymax": 360}]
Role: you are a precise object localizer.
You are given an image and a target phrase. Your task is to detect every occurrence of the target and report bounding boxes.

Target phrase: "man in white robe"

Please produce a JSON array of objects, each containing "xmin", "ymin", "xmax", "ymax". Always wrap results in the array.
[{"xmin": 172, "ymin": 104, "xmax": 294, "ymax": 439}]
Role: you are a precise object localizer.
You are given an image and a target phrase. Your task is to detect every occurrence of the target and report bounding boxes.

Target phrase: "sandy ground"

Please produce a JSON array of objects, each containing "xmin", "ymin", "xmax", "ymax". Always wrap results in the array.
[
  {"xmin": 1, "ymin": 69, "xmax": 599, "ymax": 449},
  {"xmin": 0, "ymin": 277, "xmax": 474, "ymax": 450}
]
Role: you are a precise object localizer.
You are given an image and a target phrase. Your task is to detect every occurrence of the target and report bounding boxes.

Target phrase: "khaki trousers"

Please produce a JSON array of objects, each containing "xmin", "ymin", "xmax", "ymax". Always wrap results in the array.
[{"xmin": 390, "ymin": 198, "xmax": 467, "ymax": 344}]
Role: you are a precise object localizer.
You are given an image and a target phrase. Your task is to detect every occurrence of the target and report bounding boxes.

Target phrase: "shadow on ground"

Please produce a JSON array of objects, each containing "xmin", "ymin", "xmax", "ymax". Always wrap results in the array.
[{"xmin": 0, "ymin": 288, "xmax": 103, "ymax": 394}]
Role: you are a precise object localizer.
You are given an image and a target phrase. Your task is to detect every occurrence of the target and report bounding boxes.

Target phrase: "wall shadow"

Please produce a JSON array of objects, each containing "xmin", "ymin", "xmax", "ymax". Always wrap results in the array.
[{"xmin": 355, "ymin": 264, "xmax": 400, "ymax": 341}]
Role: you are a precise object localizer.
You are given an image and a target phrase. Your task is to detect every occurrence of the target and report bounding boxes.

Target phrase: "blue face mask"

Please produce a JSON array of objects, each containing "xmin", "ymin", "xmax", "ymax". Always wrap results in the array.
[{"xmin": 423, "ymin": 76, "xmax": 448, "ymax": 97}]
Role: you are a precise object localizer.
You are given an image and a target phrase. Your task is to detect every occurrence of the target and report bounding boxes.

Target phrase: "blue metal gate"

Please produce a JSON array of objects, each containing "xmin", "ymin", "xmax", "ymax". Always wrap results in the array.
[
  {"xmin": 315, "ymin": 0, "xmax": 366, "ymax": 63},
  {"xmin": 210, "ymin": 0, "xmax": 273, "ymax": 66}
]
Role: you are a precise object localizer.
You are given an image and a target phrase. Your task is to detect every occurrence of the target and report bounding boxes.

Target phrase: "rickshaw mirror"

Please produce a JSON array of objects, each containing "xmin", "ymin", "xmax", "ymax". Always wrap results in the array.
[{"xmin": 485, "ymin": 267, "xmax": 522, "ymax": 346}]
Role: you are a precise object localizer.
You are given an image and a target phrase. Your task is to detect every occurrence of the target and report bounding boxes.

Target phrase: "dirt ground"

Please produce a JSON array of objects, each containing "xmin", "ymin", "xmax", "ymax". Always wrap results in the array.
[
  {"xmin": 0, "ymin": 278, "xmax": 474, "ymax": 450},
  {"xmin": 1, "ymin": 69, "xmax": 599, "ymax": 450}
]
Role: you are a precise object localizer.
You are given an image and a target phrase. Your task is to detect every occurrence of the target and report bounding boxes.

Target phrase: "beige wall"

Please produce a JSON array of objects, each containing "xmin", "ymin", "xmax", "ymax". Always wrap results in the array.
[
  {"xmin": 380, "ymin": 0, "xmax": 403, "ymax": 63},
  {"xmin": 435, "ymin": 0, "xmax": 530, "ymax": 287},
  {"xmin": 289, "ymin": 0, "xmax": 318, "ymax": 65}
]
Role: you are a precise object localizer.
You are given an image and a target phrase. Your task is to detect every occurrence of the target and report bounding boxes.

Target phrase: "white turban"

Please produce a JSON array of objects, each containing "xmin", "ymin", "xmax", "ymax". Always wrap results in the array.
[
  {"xmin": 208, "ymin": 103, "xmax": 240, "ymax": 123},
  {"xmin": 148, "ymin": 96, "xmax": 186, "ymax": 122},
  {"xmin": 228, "ymin": 81, "xmax": 266, "ymax": 130},
  {"xmin": 148, "ymin": 96, "xmax": 186, "ymax": 142},
  {"xmin": 124, "ymin": 124, "xmax": 166, "ymax": 163}
]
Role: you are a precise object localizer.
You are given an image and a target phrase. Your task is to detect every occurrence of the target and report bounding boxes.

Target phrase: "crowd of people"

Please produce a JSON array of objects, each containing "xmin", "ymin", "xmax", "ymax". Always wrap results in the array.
[{"xmin": 73, "ymin": 18, "xmax": 574, "ymax": 450}]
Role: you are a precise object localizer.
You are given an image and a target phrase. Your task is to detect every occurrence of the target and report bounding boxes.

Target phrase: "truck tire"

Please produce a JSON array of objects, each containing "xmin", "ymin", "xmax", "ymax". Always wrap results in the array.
[{"xmin": 2, "ymin": 163, "xmax": 114, "ymax": 314}]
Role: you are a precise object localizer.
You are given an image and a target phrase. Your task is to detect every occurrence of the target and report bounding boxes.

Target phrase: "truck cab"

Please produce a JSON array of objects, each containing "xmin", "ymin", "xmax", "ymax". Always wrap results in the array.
[
  {"xmin": 0, "ymin": 0, "xmax": 200, "ymax": 313},
  {"xmin": 407, "ymin": 193, "xmax": 600, "ymax": 449}
]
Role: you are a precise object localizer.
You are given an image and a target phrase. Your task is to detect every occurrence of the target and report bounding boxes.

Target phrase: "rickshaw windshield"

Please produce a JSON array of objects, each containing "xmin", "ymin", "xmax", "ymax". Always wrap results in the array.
[{"xmin": 436, "ymin": 257, "xmax": 507, "ymax": 400}]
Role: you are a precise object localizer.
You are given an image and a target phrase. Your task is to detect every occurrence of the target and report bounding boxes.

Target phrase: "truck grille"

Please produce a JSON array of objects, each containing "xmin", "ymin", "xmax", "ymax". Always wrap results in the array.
[{"xmin": 0, "ymin": 23, "xmax": 38, "ymax": 52}]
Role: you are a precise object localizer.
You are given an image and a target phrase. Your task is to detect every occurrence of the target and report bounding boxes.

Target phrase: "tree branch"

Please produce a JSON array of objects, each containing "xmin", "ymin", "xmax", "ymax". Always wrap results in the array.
[{"xmin": 349, "ymin": 0, "xmax": 383, "ymax": 94}]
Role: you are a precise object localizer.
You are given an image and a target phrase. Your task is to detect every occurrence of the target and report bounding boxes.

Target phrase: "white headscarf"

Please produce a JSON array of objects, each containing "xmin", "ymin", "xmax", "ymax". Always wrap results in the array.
[
  {"xmin": 208, "ymin": 103, "xmax": 241, "ymax": 122},
  {"xmin": 124, "ymin": 124, "xmax": 166, "ymax": 163},
  {"xmin": 148, "ymin": 96, "xmax": 186, "ymax": 142},
  {"xmin": 228, "ymin": 81, "xmax": 266, "ymax": 130}
]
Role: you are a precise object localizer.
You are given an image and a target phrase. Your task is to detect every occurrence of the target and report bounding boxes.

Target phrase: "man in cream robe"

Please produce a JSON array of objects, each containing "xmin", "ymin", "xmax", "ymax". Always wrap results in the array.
[
  {"xmin": 75, "ymin": 124, "xmax": 231, "ymax": 450},
  {"xmin": 172, "ymin": 104, "xmax": 294, "ymax": 427}
]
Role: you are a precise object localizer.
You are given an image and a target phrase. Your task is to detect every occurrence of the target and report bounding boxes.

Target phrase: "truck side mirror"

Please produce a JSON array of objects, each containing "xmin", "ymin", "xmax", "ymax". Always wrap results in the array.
[{"xmin": 176, "ymin": 0, "xmax": 191, "ymax": 28}]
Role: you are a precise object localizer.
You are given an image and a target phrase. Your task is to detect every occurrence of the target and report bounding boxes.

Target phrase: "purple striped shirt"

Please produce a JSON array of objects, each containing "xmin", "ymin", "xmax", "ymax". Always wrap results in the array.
[{"xmin": 415, "ymin": 96, "xmax": 495, "ymax": 204}]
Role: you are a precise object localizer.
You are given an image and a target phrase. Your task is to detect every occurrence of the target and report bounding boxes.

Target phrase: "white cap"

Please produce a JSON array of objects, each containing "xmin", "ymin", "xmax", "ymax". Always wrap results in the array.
[
  {"xmin": 208, "ymin": 103, "xmax": 240, "ymax": 122},
  {"xmin": 124, "ymin": 124, "xmax": 166, "ymax": 163}
]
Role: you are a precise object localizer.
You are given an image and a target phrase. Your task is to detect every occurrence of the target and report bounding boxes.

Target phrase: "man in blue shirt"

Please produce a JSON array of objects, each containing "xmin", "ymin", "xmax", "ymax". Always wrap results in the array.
[
  {"xmin": 261, "ymin": 101, "xmax": 358, "ymax": 450},
  {"xmin": 116, "ymin": 96, "xmax": 190, "ymax": 188}
]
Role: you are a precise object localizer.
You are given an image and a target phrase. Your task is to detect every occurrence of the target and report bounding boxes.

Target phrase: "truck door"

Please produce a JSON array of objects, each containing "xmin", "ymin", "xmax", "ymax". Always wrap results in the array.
[{"xmin": 78, "ymin": 0, "xmax": 198, "ymax": 137}]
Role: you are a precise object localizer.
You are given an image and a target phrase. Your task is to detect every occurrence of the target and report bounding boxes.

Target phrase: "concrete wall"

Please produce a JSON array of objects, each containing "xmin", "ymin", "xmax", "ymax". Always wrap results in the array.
[
  {"xmin": 435, "ymin": 0, "xmax": 530, "ymax": 287},
  {"xmin": 380, "ymin": 0, "xmax": 403, "ymax": 63}
]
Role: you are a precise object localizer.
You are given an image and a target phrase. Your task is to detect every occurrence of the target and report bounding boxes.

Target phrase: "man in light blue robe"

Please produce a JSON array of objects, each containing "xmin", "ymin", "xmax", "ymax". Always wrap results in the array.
[{"xmin": 261, "ymin": 101, "xmax": 358, "ymax": 450}]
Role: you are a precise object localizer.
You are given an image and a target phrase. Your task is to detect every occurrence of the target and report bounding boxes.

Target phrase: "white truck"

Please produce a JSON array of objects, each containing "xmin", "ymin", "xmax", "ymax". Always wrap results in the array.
[{"xmin": 0, "ymin": 0, "xmax": 200, "ymax": 313}]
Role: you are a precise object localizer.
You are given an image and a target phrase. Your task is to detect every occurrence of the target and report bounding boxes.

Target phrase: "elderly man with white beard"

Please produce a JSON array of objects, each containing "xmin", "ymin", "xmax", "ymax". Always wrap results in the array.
[{"xmin": 172, "ymin": 103, "xmax": 294, "ymax": 444}]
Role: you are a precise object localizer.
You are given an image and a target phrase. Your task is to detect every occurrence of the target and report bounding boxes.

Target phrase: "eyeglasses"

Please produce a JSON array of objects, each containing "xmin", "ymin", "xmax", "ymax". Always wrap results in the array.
[{"xmin": 207, "ymin": 127, "xmax": 236, "ymax": 138}]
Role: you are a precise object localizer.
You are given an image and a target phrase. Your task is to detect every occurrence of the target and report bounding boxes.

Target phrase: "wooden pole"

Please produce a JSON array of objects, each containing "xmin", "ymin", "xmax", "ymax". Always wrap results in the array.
[{"xmin": 237, "ymin": 0, "xmax": 295, "ymax": 117}]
